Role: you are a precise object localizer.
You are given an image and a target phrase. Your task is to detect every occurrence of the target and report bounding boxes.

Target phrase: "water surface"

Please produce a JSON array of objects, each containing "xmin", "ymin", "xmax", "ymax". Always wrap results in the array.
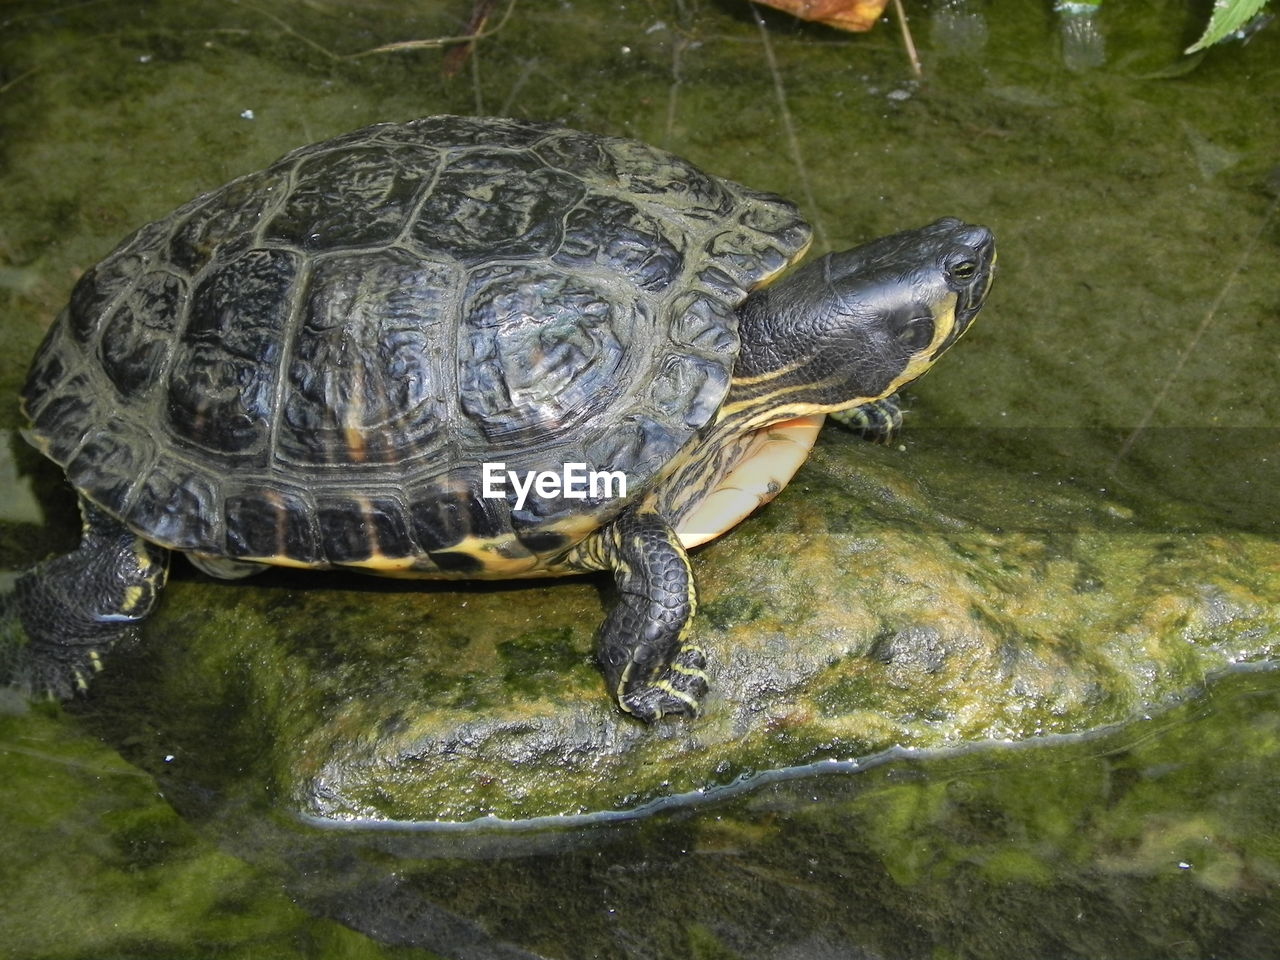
[{"xmin": 1, "ymin": 1, "xmax": 1278, "ymax": 957}]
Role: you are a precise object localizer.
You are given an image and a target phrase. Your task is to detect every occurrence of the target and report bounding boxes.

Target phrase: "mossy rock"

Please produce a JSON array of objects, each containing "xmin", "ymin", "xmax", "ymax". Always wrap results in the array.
[{"xmin": 66, "ymin": 427, "xmax": 1280, "ymax": 823}]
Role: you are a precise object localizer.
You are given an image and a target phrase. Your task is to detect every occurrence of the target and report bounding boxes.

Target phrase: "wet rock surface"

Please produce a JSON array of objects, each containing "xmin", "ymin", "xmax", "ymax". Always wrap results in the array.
[{"xmin": 74, "ymin": 427, "xmax": 1280, "ymax": 823}]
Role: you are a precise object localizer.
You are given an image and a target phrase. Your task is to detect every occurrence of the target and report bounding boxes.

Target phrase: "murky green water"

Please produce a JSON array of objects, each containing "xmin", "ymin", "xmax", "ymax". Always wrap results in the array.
[
  {"xmin": 2, "ymin": 0, "xmax": 1278, "ymax": 957},
  {"xmin": 3, "ymin": 664, "xmax": 1279, "ymax": 958}
]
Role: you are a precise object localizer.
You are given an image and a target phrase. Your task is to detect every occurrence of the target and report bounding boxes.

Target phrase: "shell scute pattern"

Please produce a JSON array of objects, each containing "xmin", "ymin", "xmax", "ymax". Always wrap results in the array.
[
  {"xmin": 131, "ymin": 467, "xmax": 218, "ymax": 550},
  {"xmin": 67, "ymin": 228, "xmax": 159, "ymax": 344},
  {"xmin": 98, "ymin": 271, "xmax": 184, "ymax": 399},
  {"xmin": 225, "ymin": 487, "xmax": 320, "ymax": 563},
  {"xmin": 28, "ymin": 368, "xmax": 94, "ymax": 464},
  {"xmin": 584, "ymin": 413, "xmax": 687, "ymax": 492},
  {"xmin": 735, "ymin": 189, "xmax": 815, "ymax": 247},
  {"xmin": 458, "ymin": 263, "xmax": 632, "ymax": 445},
  {"xmin": 279, "ymin": 250, "xmax": 457, "ymax": 468},
  {"xmin": 531, "ymin": 131, "xmax": 611, "ymax": 179},
  {"xmin": 166, "ymin": 247, "xmax": 300, "ymax": 461},
  {"xmin": 21, "ymin": 322, "xmax": 70, "ymax": 423},
  {"xmin": 23, "ymin": 117, "xmax": 814, "ymax": 571},
  {"xmin": 599, "ymin": 140, "xmax": 735, "ymax": 223},
  {"xmin": 317, "ymin": 495, "xmax": 416, "ymax": 564},
  {"xmin": 265, "ymin": 146, "xmax": 435, "ymax": 252},
  {"xmin": 707, "ymin": 223, "xmax": 795, "ymax": 279},
  {"xmin": 388, "ymin": 115, "xmax": 551, "ymax": 150},
  {"xmin": 65, "ymin": 420, "xmax": 151, "ymax": 518},
  {"xmin": 169, "ymin": 167, "xmax": 292, "ymax": 274},
  {"xmin": 554, "ymin": 195, "xmax": 685, "ymax": 293},
  {"xmin": 649, "ymin": 353, "xmax": 730, "ymax": 430},
  {"xmin": 668, "ymin": 291, "xmax": 740, "ymax": 355},
  {"xmin": 407, "ymin": 479, "xmax": 514, "ymax": 571},
  {"xmin": 410, "ymin": 150, "xmax": 583, "ymax": 263}
]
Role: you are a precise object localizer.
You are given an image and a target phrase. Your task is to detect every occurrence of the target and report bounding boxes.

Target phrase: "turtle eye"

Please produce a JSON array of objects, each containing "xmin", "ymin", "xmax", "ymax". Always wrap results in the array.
[{"xmin": 947, "ymin": 257, "xmax": 978, "ymax": 284}]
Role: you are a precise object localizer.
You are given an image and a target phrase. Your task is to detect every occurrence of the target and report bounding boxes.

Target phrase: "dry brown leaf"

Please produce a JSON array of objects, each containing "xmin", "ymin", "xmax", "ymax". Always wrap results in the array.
[{"xmin": 752, "ymin": 0, "xmax": 890, "ymax": 32}]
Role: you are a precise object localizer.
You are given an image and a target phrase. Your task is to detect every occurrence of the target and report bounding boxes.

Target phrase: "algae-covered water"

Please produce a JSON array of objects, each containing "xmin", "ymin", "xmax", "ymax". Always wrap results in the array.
[{"xmin": 2, "ymin": 1, "xmax": 1279, "ymax": 957}]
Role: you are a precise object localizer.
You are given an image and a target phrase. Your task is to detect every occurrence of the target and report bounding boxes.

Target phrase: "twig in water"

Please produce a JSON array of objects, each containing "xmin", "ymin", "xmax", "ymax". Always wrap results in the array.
[{"xmin": 891, "ymin": 0, "xmax": 922, "ymax": 77}]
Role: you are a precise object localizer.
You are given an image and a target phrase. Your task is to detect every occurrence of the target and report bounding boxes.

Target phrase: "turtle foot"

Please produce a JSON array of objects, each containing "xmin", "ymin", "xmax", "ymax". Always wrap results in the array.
[
  {"xmin": 619, "ymin": 645, "xmax": 709, "ymax": 722},
  {"xmin": 3, "ymin": 500, "xmax": 169, "ymax": 699}
]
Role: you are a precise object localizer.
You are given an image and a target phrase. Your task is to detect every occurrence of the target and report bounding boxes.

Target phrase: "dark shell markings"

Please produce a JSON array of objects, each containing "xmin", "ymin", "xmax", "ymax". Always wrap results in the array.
[{"xmin": 21, "ymin": 116, "xmax": 813, "ymax": 574}]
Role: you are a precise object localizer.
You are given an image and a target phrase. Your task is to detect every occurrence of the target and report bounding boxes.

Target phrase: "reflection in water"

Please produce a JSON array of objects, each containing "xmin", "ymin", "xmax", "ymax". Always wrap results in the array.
[
  {"xmin": 1054, "ymin": 1, "xmax": 1107, "ymax": 72},
  {"xmin": 930, "ymin": 0, "xmax": 990, "ymax": 60}
]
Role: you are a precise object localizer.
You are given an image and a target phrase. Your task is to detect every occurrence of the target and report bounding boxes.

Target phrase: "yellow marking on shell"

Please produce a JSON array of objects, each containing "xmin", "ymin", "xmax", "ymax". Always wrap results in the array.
[
  {"xmin": 431, "ymin": 537, "xmax": 543, "ymax": 577},
  {"xmin": 415, "ymin": 513, "xmax": 603, "ymax": 580},
  {"xmin": 21, "ymin": 428, "xmax": 51, "ymax": 457},
  {"xmin": 343, "ymin": 362, "xmax": 368, "ymax": 462},
  {"xmin": 237, "ymin": 551, "xmax": 549, "ymax": 579},
  {"xmin": 88, "ymin": 650, "xmax": 104, "ymax": 673},
  {"xmin": 344, "ymin": 422, "xmax": 367, "ymax": 464},
  {"xmin": 233, "ymin": 553, "xmax": 326, "ymax": 571},
  {"xmin": 675, "ymin": 415, "xmax": 823, "ymax": 549},
  {"xmin": 343, "ymin": 551, "xmax": 420, "ymax": 574},
  {"xmin": 234, "ymin": 520, "xmax": 595, "ymax": 580},
  {"xmin": 263, "ymin": 489, "xmax": 290, "ymax": 561},
  {"xmin": 354, "ymin": 495, "xmax": 383, "ymax": 558},
  {"xmin": 355, "ymin": 515, "xmax": 595, "ymax": 580},
  {"xmin": 237, "ymin": 503, "xmax": 606, "ymax": 580}
]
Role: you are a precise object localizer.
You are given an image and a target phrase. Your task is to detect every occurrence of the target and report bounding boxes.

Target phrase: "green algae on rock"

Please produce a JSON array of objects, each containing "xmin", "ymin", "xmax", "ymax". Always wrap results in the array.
[{"xmin": 70, "ymin": 427, "xmax": 1280, "ymax": 824}]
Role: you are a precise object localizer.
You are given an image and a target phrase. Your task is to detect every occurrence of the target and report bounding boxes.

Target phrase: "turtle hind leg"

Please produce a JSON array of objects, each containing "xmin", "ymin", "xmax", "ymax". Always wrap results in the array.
[
  {"xmin": 574, "ymin": 504, "xmax": 708, "ymax": 722},
  {"xmin": 2, "ymin": 499, "xmax": 169, "ymax": 698}
]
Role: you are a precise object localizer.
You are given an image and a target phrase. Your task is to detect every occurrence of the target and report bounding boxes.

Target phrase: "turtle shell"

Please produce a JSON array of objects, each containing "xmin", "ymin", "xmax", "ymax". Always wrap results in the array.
[{"xmin": 22, "ymin": 116, "xmax": 812, "ymax": 576}]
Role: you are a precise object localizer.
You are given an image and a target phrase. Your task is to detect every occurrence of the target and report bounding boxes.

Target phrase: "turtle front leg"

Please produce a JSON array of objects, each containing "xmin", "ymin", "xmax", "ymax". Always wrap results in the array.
[
  {"xmin": 2, "ymin": 499, "xmax": 169, "ymax": 697},
  {"xmin": 573, "ymin": 504, "xmax": 708, "ymax": 721},
  {"xmin": 829, "ymin": 392, "xmax": 904, "ymax": 444}
]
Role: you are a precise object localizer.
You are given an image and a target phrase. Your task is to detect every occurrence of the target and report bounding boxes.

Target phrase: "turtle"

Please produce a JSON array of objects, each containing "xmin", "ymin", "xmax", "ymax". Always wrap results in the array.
[{"xmin": 10, "ymin": 115, "xmax": 995, "ymax": 721}]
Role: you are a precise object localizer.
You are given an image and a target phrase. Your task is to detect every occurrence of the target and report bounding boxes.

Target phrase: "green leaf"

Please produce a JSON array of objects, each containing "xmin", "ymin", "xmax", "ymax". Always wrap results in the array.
[{"xmin": 1185, "ymin": 0, "xmax": 1270, "ymax": 53}]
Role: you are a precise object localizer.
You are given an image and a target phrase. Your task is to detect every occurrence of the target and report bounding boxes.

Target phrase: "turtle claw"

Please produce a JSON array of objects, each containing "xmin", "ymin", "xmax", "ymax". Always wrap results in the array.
[
  {"xmin": 618, "ymin": 644, "xmax": 709, "ymax": 722},
  {"xmin": 620, "ymin": 674, "xmax": 707, "ymax": 722}
]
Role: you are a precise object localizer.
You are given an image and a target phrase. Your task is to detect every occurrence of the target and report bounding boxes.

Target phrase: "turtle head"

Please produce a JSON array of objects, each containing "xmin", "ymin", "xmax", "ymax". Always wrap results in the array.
[{"xmin": 730, "ymin": 217, "xmax": 995, "ymax": 418}]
